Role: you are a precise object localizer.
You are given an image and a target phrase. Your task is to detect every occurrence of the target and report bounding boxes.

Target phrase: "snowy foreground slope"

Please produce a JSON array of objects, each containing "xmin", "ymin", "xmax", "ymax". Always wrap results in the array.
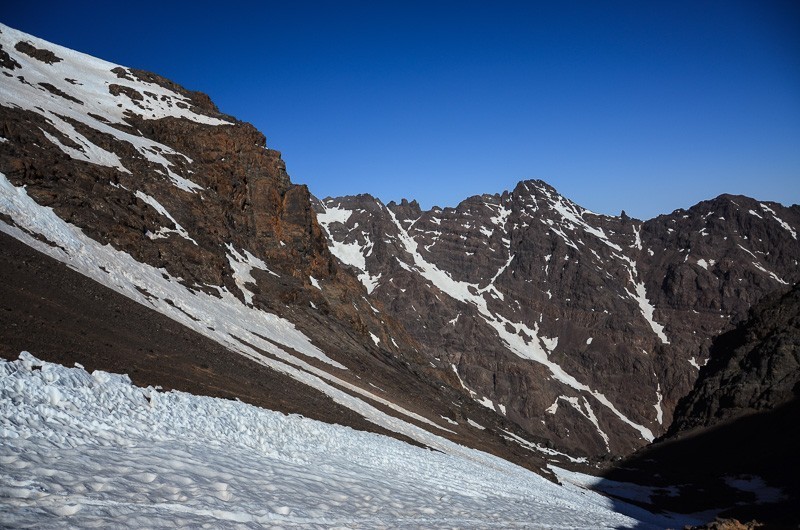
[{"xmin": 0, "ymin": 354, "xmax": 680, "ymax": 529}]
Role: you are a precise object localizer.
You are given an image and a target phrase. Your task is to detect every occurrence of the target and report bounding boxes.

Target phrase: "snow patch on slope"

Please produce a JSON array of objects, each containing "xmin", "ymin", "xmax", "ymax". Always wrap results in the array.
[
  {"xmin": 451, "ymin": 365, "xmax": 503, "ymax": 414},
  {"xmin": 537, "ymin": 185, "xmax": 670, "ymax": 347},
  {"xmin": 654, "ymin": 383, "xmax": 664, "ymax": 425},
  {"xmin": 225, "ymin": 243, "xmax": 277, "ymax": 305},
  {"xmin": 629, "ymin": 279, "xmax": 670, "ymax": 344},
  {"xmin": 544, "ymin": 190, "xmax": 622, "ymax": 252},
  {"xmin": 1, "ymin": 173, "xmax": 473, "ymax": 443},
  {"xmin": 0, "ymin": 24, "xmax": 228, "ymax": 193},
  {"xmin": 696, "ymin": 258, "xmax": 715, "ymax": 270},
  {"xmin": 760, "ymin": 203, "xmax": 797, "ymax": 240},
  {"xmin": 549, "ymin": 396, "xmax": 611, "ymax": 451},
  {"xmin": 317, "ymin": 203, "xmax": 382, "ymax": 293},
  {"xmin": 632, "ymin": 225, "xmax": 643, "ymax": 250},
  {"xmin": 135, "ymin": 191, "xmax": 197, "ymax": 244},
  {"xmin": 40, "ymin": 124, "xmax": 129, "ymax": 174},
  {"xmin": 500, "ymin": 430, "xmax": 587, "ymax": 464}
]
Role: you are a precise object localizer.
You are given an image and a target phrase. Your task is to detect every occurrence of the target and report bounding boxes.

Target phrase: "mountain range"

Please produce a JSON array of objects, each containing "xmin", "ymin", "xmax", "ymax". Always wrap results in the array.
[
  {"xmin": 316, "ymin": 181, "xmax": 799, "ymax": 458},
  {"xmin": 1, "ymin": 22, "xmax": 798, "ymax": 526}
]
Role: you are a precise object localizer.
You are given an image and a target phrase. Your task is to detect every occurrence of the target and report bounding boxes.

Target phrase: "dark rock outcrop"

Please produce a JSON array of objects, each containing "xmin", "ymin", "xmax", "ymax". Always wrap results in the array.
[
  {"xmin": 668, "ymin": 282, "xmax": 800, "ymax": 434},
  {"xmin": 597, "ymin": 284, "xmax": 800, "ymax": 527}
]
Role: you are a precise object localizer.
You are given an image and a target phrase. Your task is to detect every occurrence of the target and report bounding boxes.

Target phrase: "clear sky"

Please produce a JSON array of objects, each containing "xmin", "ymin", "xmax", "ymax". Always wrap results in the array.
[{"xmin": 3, "ymin": 1, "xmax": 799, "ymax": 218}]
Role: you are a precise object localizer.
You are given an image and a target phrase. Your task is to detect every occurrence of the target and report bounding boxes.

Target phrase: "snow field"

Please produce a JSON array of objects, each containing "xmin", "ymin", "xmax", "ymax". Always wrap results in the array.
[{"xmin": 0, "ymin": 353, "xmax": 648, "ymax": 528}]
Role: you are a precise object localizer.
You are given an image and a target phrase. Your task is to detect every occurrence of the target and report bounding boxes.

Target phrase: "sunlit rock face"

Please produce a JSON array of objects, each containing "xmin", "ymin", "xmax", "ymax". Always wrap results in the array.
[{"xmin": 319, "ymin": 179, "xmax": 800, "ymax": 457}]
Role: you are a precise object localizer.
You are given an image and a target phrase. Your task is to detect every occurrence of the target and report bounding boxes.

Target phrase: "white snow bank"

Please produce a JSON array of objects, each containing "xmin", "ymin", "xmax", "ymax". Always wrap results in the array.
[{"xmin": 0, "ymin": 354, "xmax": 650, "ymax": 528}]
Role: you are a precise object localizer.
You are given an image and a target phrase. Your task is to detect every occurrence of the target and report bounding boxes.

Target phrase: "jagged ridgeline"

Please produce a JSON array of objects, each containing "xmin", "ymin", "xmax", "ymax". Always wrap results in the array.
[
  {"xmin": 2, "ymin": 19, "xmax": 799, "ymax": 475},
  {"xmin": 317, "ymin": 181, "xmax": 800, "ymax": 456}
]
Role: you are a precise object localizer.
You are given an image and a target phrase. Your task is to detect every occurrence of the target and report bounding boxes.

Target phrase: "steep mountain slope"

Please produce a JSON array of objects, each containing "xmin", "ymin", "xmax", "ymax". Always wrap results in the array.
[
  {"xmin": 317, "ymin": 182, "xmax": 800, "ymax": 458},
  {"xmin": 0, "ymin": 231, "xmax": 399, "ymax": 438},
  {"xmin": 2, "ymin": 20, "xmax": 798, "ymax": 487},
  {"xmin": 0, "ymin": 23, "xmax": 566, "ymax": 475}
]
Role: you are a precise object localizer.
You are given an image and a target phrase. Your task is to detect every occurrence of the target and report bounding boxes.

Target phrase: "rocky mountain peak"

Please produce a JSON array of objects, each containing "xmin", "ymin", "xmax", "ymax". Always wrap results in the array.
[
  {"xmin": 319, "ymin": 175, "xmax": 799, "ymax": 458},
  {"xmin": 387, "ymin": 197, "xmax": 422, "ymax": 219}
]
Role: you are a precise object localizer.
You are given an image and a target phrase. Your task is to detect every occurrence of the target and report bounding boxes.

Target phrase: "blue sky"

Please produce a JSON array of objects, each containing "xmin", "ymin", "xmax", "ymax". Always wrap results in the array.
[{"xmin": 3, "ymin": 1, "xmax": 799, "ymax": 218}]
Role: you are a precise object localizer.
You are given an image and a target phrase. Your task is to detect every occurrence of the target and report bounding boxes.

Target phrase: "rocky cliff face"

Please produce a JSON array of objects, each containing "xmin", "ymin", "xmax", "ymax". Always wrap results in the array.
[
  {"xmin": 317, "ymin": 181, "xmax": 800, "ymax": 458},
  {"xmin": 598, "ymin": 284, "xmax": 800, "ymax": 525},
  {"xmin": 0, "ymin": 23, "xmax": 567, "ymax": 475}
]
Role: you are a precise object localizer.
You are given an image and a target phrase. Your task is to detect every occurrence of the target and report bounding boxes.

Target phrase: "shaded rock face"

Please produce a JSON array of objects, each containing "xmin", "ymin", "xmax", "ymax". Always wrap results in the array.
[
  {"xmin": 599, "ymin": 398, "xmax": 800, "ymax": 526},
  {"xmin": 668, "ymin": 282, "xmax": 800, "ymax": 435},
  {"xmin": 318, "ymin": 181, "xmax": 800, "ymax": 458},
  {"xmin": 595, "ymin": 285, "xmax": 800, "ymax": 525},
  {"xmin": 598, "ymin": 290, "xmax": 800, "ymax": 528}
]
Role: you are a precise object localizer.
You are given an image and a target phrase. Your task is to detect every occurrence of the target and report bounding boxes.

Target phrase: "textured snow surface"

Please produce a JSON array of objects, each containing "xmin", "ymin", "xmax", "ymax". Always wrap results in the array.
[
  {"xmin": 0, "ymin": 354, "xmax": 652, "ymax": 529},
  {"xmin": 551, "ymin": 467, "xmax": 693, "ymax": 528}
]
